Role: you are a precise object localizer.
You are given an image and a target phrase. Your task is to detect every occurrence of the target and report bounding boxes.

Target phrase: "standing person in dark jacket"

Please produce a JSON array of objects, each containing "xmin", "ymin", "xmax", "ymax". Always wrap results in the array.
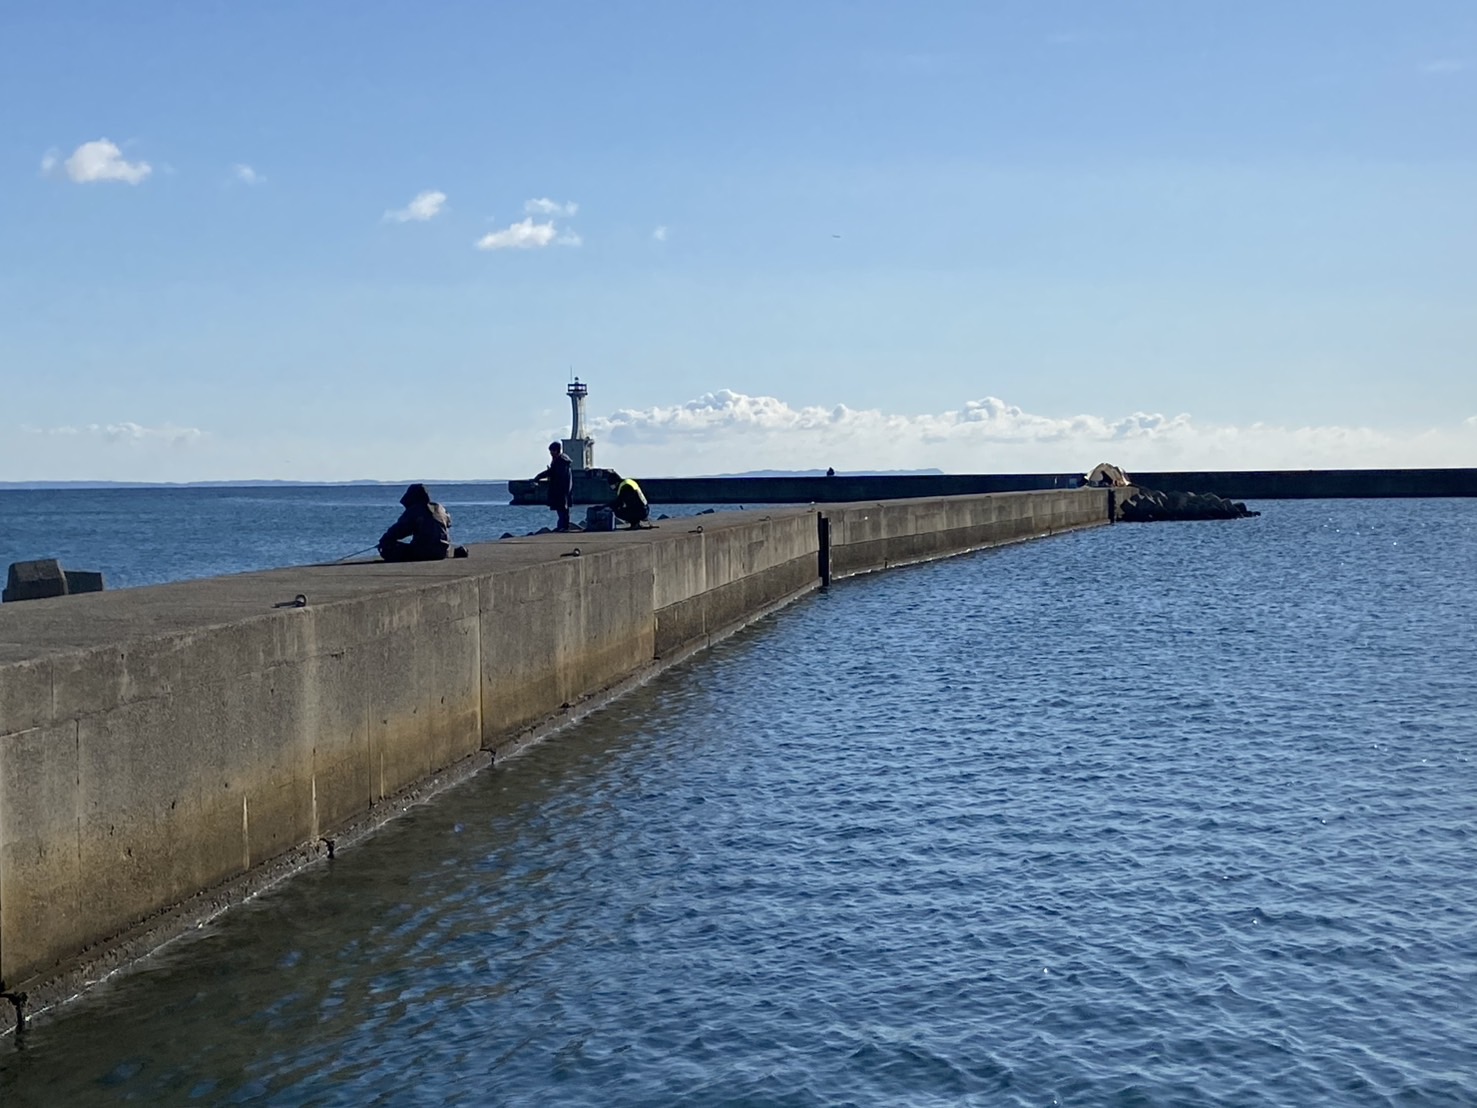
[
  {"xmin": 534, "ymin": 442, "xmax": 575, "ymax": 531},
  {"xmin": 378, "ymin": 483, "xmax": 453, "ymax": 561}
]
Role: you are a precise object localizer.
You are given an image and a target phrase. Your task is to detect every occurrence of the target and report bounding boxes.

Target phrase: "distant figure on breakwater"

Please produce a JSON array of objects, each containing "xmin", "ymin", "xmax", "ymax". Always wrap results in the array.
[
  {"xmin": 612, "ymin": 476, "xmax": 650, "ymax": 529},
  {"xmin": 534, "ymin": 441, "xmax": 575, "ymax": 531},
  {"xmin": 378, "ymin": 484, "xmax": 454, "ymax": 561}
]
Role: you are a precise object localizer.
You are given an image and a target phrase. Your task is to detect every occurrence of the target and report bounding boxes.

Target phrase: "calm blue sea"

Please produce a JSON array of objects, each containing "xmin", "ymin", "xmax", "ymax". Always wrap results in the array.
[
  {"xmin": 0, "ymin": 483, "xmax": 729, "ymax": 589},
  {"xmin": 2, "ymin": 494, "xmax": 1475, "ymax": 1106}
]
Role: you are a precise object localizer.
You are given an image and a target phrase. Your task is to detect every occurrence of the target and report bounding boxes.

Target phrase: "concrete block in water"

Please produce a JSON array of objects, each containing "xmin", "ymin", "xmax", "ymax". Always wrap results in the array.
[
  {"xmin": 2, "ymin": 560, "xmax": 106, "ymax": 602},
  {"xmin": 4, "ymin": 559, "xmax": 68, "ymax": 603}
]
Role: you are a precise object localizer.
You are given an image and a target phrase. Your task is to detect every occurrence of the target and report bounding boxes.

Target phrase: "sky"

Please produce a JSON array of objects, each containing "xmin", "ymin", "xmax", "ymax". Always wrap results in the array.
[{"xmin": 2, "ymin": 0, "xmax": 1475, "ymax": 482}]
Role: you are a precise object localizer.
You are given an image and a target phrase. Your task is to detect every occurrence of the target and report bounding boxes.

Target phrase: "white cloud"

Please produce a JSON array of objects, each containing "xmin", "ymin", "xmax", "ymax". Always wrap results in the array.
[
  {"xmin": 1420, "ymin": 59, "xmax": 1467, "ymax": 74},
  {"xmin": 587, "ymin": 390, "xmax": 1477, "ymax": 473},
  {"xmin": 653, "ymin": 225, "xmax": 670, "ymax": 242},
  {"xmin": 23, "ymin": 422, "xmax": 206, "ymax": 445},
  {"xmin": 49, "ymin": 139, "xmax": 152, "ymax": 184},
  {"xmin": 476, "ymin": 217, "xmax": 577, "ymax": 250},
  {"xmin": 232, "ymin": 163, "xmax": 263, "ymax": 185},
  {"xmin": 525, "ymin": 197, "xmax": 578, "ymax": 217},
  {"xmin": 384, "ymin": 189, "xmax": 447, "ymax": 222}
]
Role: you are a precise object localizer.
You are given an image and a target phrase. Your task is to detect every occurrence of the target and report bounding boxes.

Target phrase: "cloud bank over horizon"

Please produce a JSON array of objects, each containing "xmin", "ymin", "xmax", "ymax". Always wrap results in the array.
[
  {"xmin": 22, "ymin": 421, "xmax": 206, "ymax": 445},
  {"xmin": 589, "ymin": 390, "xmax": 1477, "ymax": 475},
  {"xmin": 3, "ymin": 393, "xmax": 1472, "ymax": 483}
]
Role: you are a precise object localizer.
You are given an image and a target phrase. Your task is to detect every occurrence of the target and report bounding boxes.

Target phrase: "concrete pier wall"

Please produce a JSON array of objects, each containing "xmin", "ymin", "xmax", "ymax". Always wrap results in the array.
[
  {"xmin": 0, "ymin": 489, "xmax": 1109, "ymax": 1006},
  {"xmin": 824, "ymin": 489, "xmax": 1104, "ymax": 578}
]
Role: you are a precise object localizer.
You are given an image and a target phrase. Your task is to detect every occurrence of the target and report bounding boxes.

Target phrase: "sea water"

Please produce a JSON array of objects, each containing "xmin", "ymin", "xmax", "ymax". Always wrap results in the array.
[
  {"xmin": 1, "ymin": 496, "xmax": 1474, "ymax": 1106},
  {"xmin": 0, "ymin": 483, "xmax": 725, "ymax": 589}
]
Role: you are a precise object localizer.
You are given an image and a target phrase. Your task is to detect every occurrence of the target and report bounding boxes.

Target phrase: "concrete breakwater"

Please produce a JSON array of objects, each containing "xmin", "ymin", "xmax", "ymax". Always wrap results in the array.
[
  {"xmin": 631, "ymin": 467, "xmax": 1477, "ymax": 505},
  {"xmin": 637, "ymin": 473, "xmax": 1082, "ymax": 505},
  {"xmin": 1127, "ymin": 467, "xmax": 1477, "ymax": 500},
  {"xmin": 0, "ymin": 489, "xmax": 1109, "ymax": 1024},
  {"xmin": 510, "ymin": 471, "xmax": 1083, "ymax": 508}
]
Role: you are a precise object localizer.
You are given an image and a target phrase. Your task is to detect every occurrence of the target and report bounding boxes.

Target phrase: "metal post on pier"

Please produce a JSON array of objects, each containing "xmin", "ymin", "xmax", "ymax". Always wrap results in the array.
[{"xmin": 817, "ymin": 514, "xmax": 831, "ymax": 587}]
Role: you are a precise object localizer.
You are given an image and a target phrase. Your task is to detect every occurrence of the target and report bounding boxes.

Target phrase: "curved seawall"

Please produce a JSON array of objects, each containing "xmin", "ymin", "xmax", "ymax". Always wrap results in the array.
[{"xmin": 0, "ymin": 489, "xmax": 1108, "ymax": 1022}]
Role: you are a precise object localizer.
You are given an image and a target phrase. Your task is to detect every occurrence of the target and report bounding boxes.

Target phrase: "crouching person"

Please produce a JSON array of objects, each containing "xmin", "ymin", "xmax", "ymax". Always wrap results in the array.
[
  {"xmin": 613, "ymin": 476, "xmax": 650, "ymax": 529},
  {"xmin": 379, "ymin": 483, "xmax": 452, "ymax": 561}
]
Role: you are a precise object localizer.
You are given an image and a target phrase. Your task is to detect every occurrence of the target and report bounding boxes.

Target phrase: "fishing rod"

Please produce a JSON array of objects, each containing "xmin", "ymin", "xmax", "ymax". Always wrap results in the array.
[{"xmin": 334, "ymin": 546, "xmax": 379, "ymax": 563}]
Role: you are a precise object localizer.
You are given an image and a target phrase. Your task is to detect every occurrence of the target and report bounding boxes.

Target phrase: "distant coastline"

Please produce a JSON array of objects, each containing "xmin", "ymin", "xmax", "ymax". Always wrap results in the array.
[
  {"xmin": 0, "ymin": 469, "xmax": 945, "ymax": 491},
  {"xmin": 0, "ymin": 479, "xmax": 498, "ymax": 491}
]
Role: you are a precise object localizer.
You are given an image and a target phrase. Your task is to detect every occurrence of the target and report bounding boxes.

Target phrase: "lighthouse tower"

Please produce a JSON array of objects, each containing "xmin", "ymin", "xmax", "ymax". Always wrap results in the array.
[{"xmin": 562, "ymin": 378, "xmax": 594, "ymax": 469}]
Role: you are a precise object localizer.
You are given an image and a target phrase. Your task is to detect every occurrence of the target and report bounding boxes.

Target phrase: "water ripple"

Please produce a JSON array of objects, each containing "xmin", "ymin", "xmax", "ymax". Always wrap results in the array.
[{"xmin": 2, "ymin": 499, "xmax": 1475, "ymax": 1106}]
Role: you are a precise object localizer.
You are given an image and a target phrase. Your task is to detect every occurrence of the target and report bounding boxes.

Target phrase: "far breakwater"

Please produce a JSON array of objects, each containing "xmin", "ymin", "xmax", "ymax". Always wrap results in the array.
[
  {"xmin": 1127, "ymin": 467, "xmax": 1477, "ymax": 499},
  {"xmin": 635, "ymin": 467, "xmax": 1477, "ymax": 504}
]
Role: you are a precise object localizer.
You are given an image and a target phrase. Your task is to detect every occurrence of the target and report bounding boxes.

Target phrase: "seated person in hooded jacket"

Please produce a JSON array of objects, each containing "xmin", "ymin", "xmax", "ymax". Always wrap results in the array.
[
  {"xmin": 379, "ymin": 483, "xmax": 452, "ymax": 561},
  {"xmin": 612, "ymin": 476, "xmax": 650, "ymax": 529}
]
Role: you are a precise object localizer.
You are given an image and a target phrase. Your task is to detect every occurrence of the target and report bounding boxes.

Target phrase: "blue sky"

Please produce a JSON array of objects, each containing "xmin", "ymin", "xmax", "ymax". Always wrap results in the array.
[{"xmin": 2, "ymin": 0, "xmax": 1474, "ymax": 481}]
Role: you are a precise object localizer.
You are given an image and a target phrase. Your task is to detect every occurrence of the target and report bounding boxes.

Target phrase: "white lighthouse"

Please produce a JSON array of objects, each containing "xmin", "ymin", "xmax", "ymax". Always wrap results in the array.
[{"xmin": 562, "ymin": 378, "xmax": 594, "ymax": 469}]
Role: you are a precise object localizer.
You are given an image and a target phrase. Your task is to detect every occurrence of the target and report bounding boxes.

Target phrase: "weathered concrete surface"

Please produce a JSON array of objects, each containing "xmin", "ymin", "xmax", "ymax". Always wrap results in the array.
[
  {"xmin": 0, "ymin": 489, "xmax": 1109, "ymax": 1014},
  {"xmin": 825, "ymin": 489, "xmax": 1107, "ymax": 579}
]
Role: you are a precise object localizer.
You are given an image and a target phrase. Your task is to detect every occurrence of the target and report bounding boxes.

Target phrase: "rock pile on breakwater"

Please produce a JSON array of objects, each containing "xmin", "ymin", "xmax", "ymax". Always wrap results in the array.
[
  {"xmin": 1117, "ymin": 488, "xmax": 1259, "ymax": 522},
  {"xmin": 1083, "ymin": 461, "xmax": 1258, "ymax": 522}
]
